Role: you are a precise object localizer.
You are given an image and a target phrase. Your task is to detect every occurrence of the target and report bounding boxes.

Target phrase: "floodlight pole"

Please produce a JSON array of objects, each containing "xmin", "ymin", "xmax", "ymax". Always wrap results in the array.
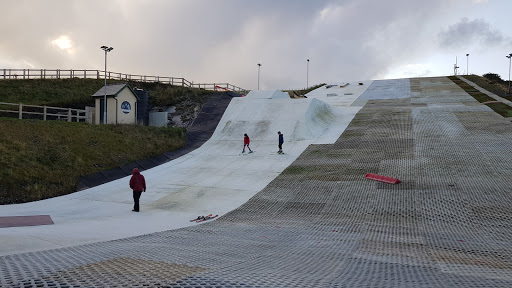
[
  {"xmin": 101, "ymin": 46, "xmax": 113, "ymax": 124},
  {"xmin": 507, "ymin": 53, "xmax": 512, "ymax": 95},
  {"xmin": 307, "ymin": 59, "xmax": 310, "ymax": 88},
  {"xmin": 257, "ymin": 63, "xmax": 262, "ymax": 90},
  {"xmin": 466, "ymin": 53, "xmax": 469, "ymax": 75}
]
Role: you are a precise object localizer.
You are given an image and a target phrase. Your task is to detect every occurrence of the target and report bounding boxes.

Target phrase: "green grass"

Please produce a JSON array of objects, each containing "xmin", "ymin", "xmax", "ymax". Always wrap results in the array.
[
  {"xmin": 460, "ymin": 75, "xmax": 512, "ymax": 101},
  {"xmin": 485, "ymin": 102, "xmax": 512, "ymax": 117},
  {"xmin": 0, "ymin": 118, "xmax": 185, "ymax": 204},
  {"xmin": 468, "ymin": 92, "xmax": 495, "ymax": 103},
  {"xmin": 0, "ymin": 78, "xmax": 213, "ymax": 109}
]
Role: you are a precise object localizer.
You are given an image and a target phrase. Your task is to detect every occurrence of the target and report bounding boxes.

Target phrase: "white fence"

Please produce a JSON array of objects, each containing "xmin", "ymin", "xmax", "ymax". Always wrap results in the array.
[
  {"xmin": 0, "ymin": 102, "xmax": 91, "ymax": 122},
  {"xmin": 0, "ymin": 68, "xmax": 248, "ymax": 94}
]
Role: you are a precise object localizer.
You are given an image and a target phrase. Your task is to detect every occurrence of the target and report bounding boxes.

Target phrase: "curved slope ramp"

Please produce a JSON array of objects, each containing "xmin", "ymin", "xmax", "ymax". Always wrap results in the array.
[{"xmin": 0, "ymin": 84, "xmax": 372, "ymax": 256}]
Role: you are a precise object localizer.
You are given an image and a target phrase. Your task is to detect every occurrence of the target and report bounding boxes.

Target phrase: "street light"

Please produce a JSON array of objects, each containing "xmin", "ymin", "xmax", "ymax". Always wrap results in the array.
[
  {"xmin": 257, "ymin": 63, "xmax": 262, "ymax": 90},
  {"xmin": 507, "ymin": 53, "xmax": 512, "ymax": 95},
  {"xmin": 466, "ymin": 53, "xmax": 469, "ymax": 75},
  {"xmin": 101, "ymin": 46, "xmax": 113, "ymax": 124},
  {"xmin": 306, "ymin": 59, "xmax": 310, "ymax": 88}
]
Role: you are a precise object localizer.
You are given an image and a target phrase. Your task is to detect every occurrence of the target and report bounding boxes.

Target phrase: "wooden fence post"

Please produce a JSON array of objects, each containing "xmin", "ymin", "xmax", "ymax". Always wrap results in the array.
[
  {"xmin": 19, "ymin": 104, "xmax": 23, "ymax": 119},
  {"xmin": 43, "ymin": 106, "xmax": 47, "ymax": 121},
  {"xmin": 68, "ymin": 108, "xmax": 72, "ymax": 122}
]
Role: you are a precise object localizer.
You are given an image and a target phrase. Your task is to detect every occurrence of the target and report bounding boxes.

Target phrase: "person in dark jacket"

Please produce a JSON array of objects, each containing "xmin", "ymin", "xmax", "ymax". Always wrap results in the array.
[
  {"xmin": 243, "ymin": 133, "xmax": 253, "ymax": 153},
  {"xmin": 278, "ymin": 131, "xmax": 284, "ymax": 154},
  {"xmin": 129, "ymin": 168, "xmax": 146, "ymax": 212}
]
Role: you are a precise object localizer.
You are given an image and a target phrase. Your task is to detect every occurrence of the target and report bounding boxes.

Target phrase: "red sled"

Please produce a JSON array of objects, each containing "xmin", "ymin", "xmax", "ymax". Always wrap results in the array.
[{"xmin": 365, "ymin": 173, "xmax": 401, "ymax": 184}]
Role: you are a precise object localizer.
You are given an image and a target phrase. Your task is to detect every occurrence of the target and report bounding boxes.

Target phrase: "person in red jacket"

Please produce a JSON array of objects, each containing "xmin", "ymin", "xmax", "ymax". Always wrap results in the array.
[
  {"xmin": 129, "ymin": 168, "xmax": 146, "ymax": 212},
  {"xmin": 243, "ymin": 133, "xmax": 253, "ymax": 153}
]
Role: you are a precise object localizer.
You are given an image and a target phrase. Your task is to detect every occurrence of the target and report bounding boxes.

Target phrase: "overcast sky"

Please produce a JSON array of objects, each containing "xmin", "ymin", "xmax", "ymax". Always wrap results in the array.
[{"xmin": 1, "ymin": 0, "xmax": 511, "ymax": 90}]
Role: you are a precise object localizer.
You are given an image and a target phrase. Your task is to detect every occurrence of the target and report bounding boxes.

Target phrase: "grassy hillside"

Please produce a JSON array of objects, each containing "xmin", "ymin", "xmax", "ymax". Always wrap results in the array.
[
  {"xmin": 0, "ymin": 118, "xmax": 185, "ymax": 204},
  {"xmin": 0, "ymin": 78, "xmax": 215, "ymax": 204},
  {"xmin": 0, "ymin": 78, "xmax": 213, "ymax": 109},
  {"xmin": 460, "ymin": 74, "xmax": 512, "ymax": 102},
  {"xmin": 448, "ymin": 76, "xmax": 512, "ymax": 118}
]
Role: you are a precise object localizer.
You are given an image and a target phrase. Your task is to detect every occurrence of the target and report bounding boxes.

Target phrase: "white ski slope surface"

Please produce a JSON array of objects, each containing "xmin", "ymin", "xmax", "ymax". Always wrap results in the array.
[{"xmin": 0, "ymin": 81, "xmax": 372, "ymax": 256}]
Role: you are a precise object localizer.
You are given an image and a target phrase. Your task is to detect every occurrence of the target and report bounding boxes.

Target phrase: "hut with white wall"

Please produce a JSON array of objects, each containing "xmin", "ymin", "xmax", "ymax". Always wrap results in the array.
[{"xmin": 91, "ymin": 84, "xmax": 139, "ymax": 125}]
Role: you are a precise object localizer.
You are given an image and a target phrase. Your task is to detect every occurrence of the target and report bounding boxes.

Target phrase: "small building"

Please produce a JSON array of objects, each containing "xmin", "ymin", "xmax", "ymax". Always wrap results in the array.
[{"xmin": 91, "ymin": 83, "xmax": 139, "ymax": 125}]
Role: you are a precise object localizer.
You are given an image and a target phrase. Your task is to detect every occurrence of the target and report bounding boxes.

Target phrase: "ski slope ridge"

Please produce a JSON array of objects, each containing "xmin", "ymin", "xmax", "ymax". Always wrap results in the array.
[{"xmin": 0, "ymin": 82, "xmax": 372, "ymax": 256}]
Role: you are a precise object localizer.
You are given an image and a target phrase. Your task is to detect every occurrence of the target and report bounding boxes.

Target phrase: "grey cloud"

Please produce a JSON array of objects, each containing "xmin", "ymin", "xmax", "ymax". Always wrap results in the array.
[
  {"xmin": 439, "ymin": 18, "xmax": 507, "ymax": 49},
  {"xmin": 0, "ymin": 0, "xmax": 482, "ymax": 90}
]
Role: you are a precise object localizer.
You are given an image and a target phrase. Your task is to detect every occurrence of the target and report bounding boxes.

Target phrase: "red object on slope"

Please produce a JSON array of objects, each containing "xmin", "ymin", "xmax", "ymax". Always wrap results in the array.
[
  {"xmin": 365, "ymin": 173, "xmax": 401, "ymax": 184},
  {"xmin": 0, "ymin": 215, "xmax": 54, "ymax": 228}
]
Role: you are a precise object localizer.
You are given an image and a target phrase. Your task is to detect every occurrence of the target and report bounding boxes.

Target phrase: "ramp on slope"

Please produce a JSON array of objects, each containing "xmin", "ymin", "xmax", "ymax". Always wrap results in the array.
[{"xmin": 0, "ymin": 84, "xmax": 372, "ymax": 256}]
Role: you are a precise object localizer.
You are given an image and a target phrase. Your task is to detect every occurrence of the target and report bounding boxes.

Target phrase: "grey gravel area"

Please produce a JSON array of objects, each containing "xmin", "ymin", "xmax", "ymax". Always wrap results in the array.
[{"xmin": 1, "ymin": 77, "xmax": 511, "ymax": 287}]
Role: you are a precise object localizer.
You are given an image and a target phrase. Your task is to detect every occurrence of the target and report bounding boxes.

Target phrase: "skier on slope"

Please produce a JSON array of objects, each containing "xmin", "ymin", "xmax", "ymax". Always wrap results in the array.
[
  {"xmin": 243, "ymin": 133, "xmax": 253, "ymax": 153},
  {"xmin": 129, "ymin": 168, "xmax": 146, "ymax": 212},
  {"xmin": 278, "ymin": 131, "xmax": 284, "ymax": 154}
]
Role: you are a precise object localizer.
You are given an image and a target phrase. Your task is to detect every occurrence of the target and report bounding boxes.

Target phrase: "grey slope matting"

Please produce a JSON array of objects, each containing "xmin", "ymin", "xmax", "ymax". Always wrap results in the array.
[{"xmin": 1, "ymin": 77, "xmax": 512, "ymax": 287}]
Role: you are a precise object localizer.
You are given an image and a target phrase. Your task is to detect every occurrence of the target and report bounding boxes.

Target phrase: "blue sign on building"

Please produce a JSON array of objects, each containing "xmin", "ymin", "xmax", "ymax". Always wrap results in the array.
[{"xmin": 121, "ymin": 101, "xmax": 131, "ymax": 114}]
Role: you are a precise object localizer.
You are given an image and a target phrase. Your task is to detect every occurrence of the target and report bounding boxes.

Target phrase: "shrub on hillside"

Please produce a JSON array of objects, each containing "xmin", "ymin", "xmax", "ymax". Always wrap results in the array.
[{"xmin": 483, "ymin": 73, "xmax": 504, "ymax": 84}]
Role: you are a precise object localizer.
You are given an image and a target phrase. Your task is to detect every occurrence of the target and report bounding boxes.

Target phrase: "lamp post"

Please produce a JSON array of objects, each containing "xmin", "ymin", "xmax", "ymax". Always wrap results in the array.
[
  {"xmin": 100, "ymin": 46, "xmax": 113, "ymax": 124},
  {"xmin": 306, "ymin": 59, "xmax": 310, "ymax": 88},
  {"xmin": 257, "ymin": 63, "xmax": 262, "ymax": 90},
  {"xmin": 507, "ymin": 53, "xmax": 512, "ymax": 95},
  {"xmin": 466, "ymin": 53, "xmax": 469, "ymax": 75}
]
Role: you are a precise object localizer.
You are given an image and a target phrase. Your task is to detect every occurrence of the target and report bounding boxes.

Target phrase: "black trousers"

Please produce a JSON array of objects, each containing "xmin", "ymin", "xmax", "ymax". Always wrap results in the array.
[
  {"xmin": 278, "ymin": 143, "xmax": 283, "ymax": 150},
  {"xmin": 133, "ymin": 190, "xmax": 142, "ymax": 211}
]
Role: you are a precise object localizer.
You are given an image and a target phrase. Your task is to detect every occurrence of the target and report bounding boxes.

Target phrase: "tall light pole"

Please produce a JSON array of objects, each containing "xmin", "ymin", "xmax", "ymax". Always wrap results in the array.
[
  {"xmin": 466, "ymin": 53, "xmax": 469, "ymax": 75},
  {"xmin": 306, "ymin": 59, "xmax": 309, "ymax": 89},
  {"xmin": 257, "ymin": 63, "xmax": 262, "ymax": 90},
  {"xmin": 306, "ymin": 59, "xmax": 310, "ymax": 88},
  {"xmin": 507, "ymin": 53, "xmax": 512, "ymax": 95},
  {"xmin": 101, "ymin": 46, "xmax": 113, "ymax": 124}
]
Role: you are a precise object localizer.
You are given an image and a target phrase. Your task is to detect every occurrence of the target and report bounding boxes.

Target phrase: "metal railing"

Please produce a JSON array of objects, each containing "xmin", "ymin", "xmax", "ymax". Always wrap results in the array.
[
  {"xmin": 0, "ymin": 68, "xmax": 248, "ymax": 94},
  {"xmin": 0, "ymin": 102, "xmax": 90, "ymax": 122}
]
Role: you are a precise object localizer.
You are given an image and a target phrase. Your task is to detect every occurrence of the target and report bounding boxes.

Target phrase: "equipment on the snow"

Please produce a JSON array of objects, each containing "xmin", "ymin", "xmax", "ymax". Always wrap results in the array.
[
  {"xmin": 190, "ymin": 214, "xmax": 218, "ymax": 223},
  {"xmin": 365, "ymin": 173, "xmax": 401, "ymax": 184},
  {"xmin": 196, "ymin": 215, "xmax": 218, "ymax": 222},
  {"xmin": 190, "ymin": 214, "xmax": 212, "ymax": 222}
]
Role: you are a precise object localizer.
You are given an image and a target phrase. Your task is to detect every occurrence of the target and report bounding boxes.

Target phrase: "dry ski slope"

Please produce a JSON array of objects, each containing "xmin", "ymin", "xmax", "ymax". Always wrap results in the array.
[
  {"xmin": 1, "ymin": 77, "xmax": 512, "ymax": 287},
  {"xmin": 0, "ymin": 81, "xmax": 372, "ymax": 256}
]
